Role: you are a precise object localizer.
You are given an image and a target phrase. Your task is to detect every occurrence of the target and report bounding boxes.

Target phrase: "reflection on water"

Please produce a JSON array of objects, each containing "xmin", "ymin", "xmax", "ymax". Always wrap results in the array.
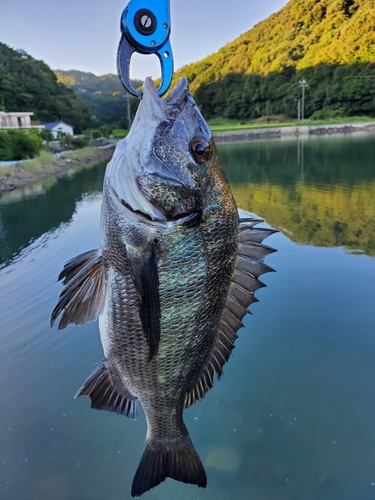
[
  {"xmin": 0, "ymin": 163, "xmax": 106, "ymax": 268},
  {"xmin": 218, "ymin": 134, "xmax": 375, "ymax": 255},
  {"xmin": 231, "ymin": 182, "xmax": 375, "ymax": 255},
  {"xmin": 1, "ymin": 136, "xmax": 375, "ymax": 500}
]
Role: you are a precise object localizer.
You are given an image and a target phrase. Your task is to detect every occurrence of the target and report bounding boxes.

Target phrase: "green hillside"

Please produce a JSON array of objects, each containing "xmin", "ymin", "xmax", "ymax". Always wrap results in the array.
[
  {"xmin": 55, "ymin": 70, "xmax": 141, "ymax": 127},
  {"xmin": 3, "ymin": 0, "xmax": 373, "ymax": 128},
  {"xmin": 0, "ymin": 43, "xmax": 91, "ymax": 133},
  {"xmin": 173, "ymin": 0, "xmax": 375, "ymax": 120}
]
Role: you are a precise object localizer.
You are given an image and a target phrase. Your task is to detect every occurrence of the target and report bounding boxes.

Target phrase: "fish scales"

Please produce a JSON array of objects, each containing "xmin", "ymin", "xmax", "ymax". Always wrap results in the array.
[
  {"xmin": 102, "ymin": 183, "xmax": 217, "ymax": 438},
  {"xmin": 50, "ymin": 77, "xmax": 276, "ymax": 497},
  {"xmin": 102, "ymin": 178, "xmax": 233, "ymax": 409}
]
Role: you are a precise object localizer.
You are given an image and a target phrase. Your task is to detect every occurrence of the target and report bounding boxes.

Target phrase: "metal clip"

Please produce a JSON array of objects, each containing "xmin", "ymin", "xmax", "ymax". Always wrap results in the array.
[{"xmin": 117, "ymin": 0, "xmax": 173, "ymax": 98}]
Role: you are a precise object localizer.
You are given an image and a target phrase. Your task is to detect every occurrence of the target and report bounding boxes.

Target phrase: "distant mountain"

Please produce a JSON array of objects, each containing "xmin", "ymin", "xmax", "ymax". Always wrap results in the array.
[
  {"xmin": 173, "ymin": 0, "xmax": 375, "ymax": 120},
  {"xmin": 55, "ymin": 70, "xmax": 142, "ymax": 127},
  {"xmin": 0, "ymin": 43, "xmax": 91, "ymax": 133}
]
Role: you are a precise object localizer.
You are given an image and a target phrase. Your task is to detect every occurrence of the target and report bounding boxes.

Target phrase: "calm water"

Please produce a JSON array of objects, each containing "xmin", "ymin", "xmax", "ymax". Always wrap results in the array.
[{"xmin": 1, "ymin": 134, "xmax": 375, "ymax": 500}]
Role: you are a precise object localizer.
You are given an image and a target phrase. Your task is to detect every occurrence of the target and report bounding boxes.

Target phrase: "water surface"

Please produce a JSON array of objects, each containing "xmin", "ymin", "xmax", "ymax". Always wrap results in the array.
[{"xmin": 1, "ymin": 135, "xmax": 375, "ymax": 500}]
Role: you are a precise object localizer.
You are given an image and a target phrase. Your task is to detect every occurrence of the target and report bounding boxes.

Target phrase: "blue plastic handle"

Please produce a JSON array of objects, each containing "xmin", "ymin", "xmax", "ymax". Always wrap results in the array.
[{"xmin": 117, "ymin": 0, "xmax": 174, "ymax": 98}]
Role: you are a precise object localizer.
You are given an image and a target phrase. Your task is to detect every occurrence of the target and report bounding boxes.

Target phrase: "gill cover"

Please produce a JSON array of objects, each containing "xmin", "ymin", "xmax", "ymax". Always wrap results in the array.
[{"xmin": 106, "ymin": 77, "xmax": 212, "ymax": 221}]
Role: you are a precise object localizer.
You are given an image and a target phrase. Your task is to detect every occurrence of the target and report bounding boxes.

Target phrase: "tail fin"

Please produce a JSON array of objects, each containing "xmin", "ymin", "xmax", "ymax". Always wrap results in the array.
[{"xmin": 131, "ymin": 435, "xmax": 207, "ymax": 497}]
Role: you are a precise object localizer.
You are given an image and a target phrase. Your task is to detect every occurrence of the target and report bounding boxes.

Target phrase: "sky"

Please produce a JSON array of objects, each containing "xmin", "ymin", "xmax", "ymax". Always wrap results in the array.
[{"xmin": 1, "ymin": 0, "xmax": 288, "ymax": 80}]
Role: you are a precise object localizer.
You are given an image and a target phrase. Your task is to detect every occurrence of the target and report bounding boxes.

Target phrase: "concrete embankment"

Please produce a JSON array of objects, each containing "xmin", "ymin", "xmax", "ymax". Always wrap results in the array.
[{"xmin": 213, "ymin": 121, "xmax": 375, "ymax": 143}]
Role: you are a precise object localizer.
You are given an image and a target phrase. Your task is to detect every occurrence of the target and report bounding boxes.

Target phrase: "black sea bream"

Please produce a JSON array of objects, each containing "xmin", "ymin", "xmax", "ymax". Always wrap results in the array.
[{"xmin": 51, "ymin": 77, "xmax": 276, "ymax": 497}]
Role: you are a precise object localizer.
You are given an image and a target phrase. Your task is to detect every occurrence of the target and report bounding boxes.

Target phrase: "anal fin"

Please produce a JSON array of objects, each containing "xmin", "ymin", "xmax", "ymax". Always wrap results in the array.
[{"xmin": 75, "ymin": 360, "xmax": 138, "ymax": 420}]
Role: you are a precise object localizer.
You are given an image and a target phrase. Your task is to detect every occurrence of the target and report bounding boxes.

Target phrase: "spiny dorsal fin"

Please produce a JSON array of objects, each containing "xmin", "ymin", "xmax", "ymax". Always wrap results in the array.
[
  {"xmin": 184, "ymin": 217, "xmax": 277, "ymax": 408},
  {"xmin": 239, "ymin": 226, "xmax": 278, "ymax": 244},
  {"xmin": 50, "ymin": 249, "xmax": 106, "ymax": 330},
  {"xmin": 75, "ymin": 360, "xmax": 138, "ymax": 419}
]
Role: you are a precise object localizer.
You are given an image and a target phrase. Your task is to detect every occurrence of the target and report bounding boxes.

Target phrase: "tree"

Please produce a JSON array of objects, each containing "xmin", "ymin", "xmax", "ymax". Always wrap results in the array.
[{"xmin": 0, "ymin": 44, "xmax": 92, "ymax": 131}]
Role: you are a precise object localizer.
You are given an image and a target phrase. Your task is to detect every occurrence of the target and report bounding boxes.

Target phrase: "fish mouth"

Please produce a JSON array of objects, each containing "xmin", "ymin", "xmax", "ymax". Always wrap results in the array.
[
  {"xmin": 110, "ymin": 186, "xmax": 201, "ymax": 226},
  {"xmin": 141, "ymin": 77, "xmax": 189, "ymax": 123}
]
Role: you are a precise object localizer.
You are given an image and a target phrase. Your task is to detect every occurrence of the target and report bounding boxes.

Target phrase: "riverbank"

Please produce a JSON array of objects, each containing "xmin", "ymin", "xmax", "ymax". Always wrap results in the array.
[
  {"xmin": 1, "ymin": 120, "xmax": 375, "ymax": 196},
  {"xmin": 0, "ymin": 145, "xmax": 115, "ymax": 196},
  {"xmin": 212, "ymin": 121, "xmax": 375, "ymax": 143}
]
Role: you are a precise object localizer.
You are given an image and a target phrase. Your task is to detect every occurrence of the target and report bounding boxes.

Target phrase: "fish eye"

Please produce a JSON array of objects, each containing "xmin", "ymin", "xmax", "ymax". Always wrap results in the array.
[{"xmin": 190, "ymin": 136, "xmax": 212, "ymax": 164}]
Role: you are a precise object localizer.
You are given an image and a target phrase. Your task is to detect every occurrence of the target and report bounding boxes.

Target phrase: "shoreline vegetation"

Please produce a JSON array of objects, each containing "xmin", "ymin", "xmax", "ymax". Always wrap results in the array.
[
  {"xmin": 0, "ymin": 146, "xmax": 115, "ymax": 196},
  {"xmin": 208, "ymin": 116, "xmax": 375, "ymax": 132},
  {"xmin": 1, "ymin": 118, "xmax": 375, "ymax": 197},
  {"xmin": 110, "ymin": 116, "xmax": 375, "ymax": 139}
]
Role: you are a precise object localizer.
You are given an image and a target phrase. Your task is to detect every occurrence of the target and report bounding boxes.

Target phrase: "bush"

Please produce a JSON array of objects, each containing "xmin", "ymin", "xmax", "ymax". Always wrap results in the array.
[
  {"xmin": 98, "ymin": 125, "xmax": 113, "ymax": 138},
  {"xmin": 88, "ymin": 125, "xmax": 114, "ymax": 140},
  {"xmin": 0, "ymin": 132, "xmax": 14, "ymax": 160},
  {"xmin": 70, "ymin": 136, "xmax": 89, "ymax": 148},
  {"xmin": 59, "ymin": 134, "xmax": 89, "ymax": 150},
  {"xmin": 26, "ymin": 128, "xmax": 43, "ymax": 150},
  {"xmin": 0, "ymin": 129, "xmax": 41, "ymax": 160},
  {"xmin": 40, "ymin": 128, "xmax": 54, "ymax": 141},
  {"xmin": 7, "ymin": 130, "xmax": 39, "ymax": 159},
  {"xmin": 310, "ymin": 107, "xmax": 347, "ymax": 120}
]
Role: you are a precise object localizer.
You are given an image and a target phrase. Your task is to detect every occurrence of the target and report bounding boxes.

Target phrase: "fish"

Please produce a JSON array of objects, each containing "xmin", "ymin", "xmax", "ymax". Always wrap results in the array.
[{"xmin": 50, "ymin": 77, "xmax": 277, "ymax": 497}]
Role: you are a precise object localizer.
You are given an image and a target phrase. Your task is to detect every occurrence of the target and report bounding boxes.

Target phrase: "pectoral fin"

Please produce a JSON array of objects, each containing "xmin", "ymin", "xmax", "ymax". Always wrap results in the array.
[
  {"xmin": 185, "ymin": 216, "xmax": 277, "ymax": 408},
  {"xmin": 126, "ymin": 240, "xmax": 161, "ymax": 361},
  {"xmin": 50, "ymin": 249, "xmax": 106, "ymax": 330}
]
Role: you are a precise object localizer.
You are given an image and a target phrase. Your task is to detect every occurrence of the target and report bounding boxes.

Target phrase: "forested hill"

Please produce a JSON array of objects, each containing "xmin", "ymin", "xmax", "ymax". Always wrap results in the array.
[
  {"xmin": 55, "ymin": 70, "xmax": 142, "ymax": 127},
  {"xmin": 0, "ymin": 43, "xmax": 91, "ymax": 133},
  {"xmin": 2, "ymin": 0, "xmax": 374, "ymax": 128},
  {"xmin": 174, "ymin": 0, "xmax": 375, "ymax": 120}
]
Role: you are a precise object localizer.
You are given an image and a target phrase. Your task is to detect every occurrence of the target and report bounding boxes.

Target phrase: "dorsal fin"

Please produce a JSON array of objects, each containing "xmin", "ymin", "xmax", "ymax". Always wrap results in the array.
[{"xmin": 184, "ymin": 217, "xmax": 277, "ymax": 408}]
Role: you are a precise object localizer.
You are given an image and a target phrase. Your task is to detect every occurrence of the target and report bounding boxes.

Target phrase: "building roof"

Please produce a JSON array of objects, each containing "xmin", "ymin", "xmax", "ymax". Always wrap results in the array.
[
  {"xmin": 43, "ymin": 121, "xmax": 72, "ymax": 129},
  {"xmin": 0, "ymin": 111, "xmax": 34, "ymax": 116}
]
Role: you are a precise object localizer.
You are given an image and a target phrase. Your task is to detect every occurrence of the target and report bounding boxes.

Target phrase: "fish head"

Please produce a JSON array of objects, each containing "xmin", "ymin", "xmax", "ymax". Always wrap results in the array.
[{"xmin": 106, "ymin": 77, "xmax": 215, "ymax": 222}]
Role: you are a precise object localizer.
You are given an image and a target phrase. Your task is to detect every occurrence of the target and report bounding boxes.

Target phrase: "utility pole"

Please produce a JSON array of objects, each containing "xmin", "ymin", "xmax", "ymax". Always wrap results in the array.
[
  {"xmin": 296, "ymin": 98, "xmax": 301, "ymax": 120},
  {"xmin": 126, "ymin": 93, "xmax": 132, "ymax": 130},
  {"xmin": 299, "ymin": 79, "xmax": 308, "ymax": 121},
  {"xmin": 124, "ymin": 93, "xmax": 132, "ymax": 130}
]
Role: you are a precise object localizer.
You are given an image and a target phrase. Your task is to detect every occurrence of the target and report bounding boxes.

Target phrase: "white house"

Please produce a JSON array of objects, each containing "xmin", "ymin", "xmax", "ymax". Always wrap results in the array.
[
  {"xmin": 0, "ymin": 111, "xmax": 43, "ymax": 129},
  {"xmin": 42, "ymin": 121, "xmax": 74, "ymax": 138}
]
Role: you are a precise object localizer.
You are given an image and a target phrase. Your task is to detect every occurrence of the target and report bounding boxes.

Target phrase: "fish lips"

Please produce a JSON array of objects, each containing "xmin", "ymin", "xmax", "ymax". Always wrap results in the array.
[{"xmin": 136, "ymin": 173, "xmax": 206, "ymax": 221}]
